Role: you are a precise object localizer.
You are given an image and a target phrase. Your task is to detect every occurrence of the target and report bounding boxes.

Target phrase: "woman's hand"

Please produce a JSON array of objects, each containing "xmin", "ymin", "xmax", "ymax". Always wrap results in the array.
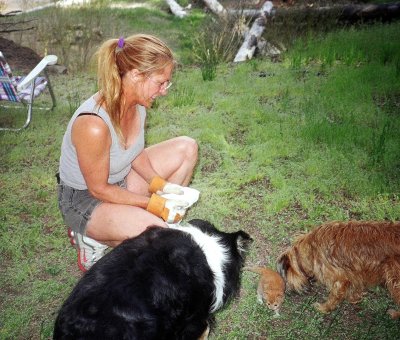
[
  {"xmin": 149, "ymin": 176, "xmax": 184, "ymax": 195},
  {"xmin": 146, "ymin": 194, "xmax": 189, "ymax": 223}
]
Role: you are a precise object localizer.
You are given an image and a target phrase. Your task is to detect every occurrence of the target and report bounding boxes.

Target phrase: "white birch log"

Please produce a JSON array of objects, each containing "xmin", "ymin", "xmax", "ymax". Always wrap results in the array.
[
  {"xmin": 202, "ymin": 0, "xmax": 227, "ymax": 18},
  {"xmin": 227, "ymin": 9, "xmax": 270, "ymax": 18},
  {"xmin": 165, "ymin": 0, "xmax": 187, "ymax": 18},
  {"xmin": 234, "ymin": 1, "xmax": 274, "ymax": 63}
]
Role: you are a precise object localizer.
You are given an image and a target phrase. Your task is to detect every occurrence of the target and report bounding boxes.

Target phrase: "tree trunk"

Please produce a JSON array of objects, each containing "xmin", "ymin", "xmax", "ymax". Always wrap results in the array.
[
  {"xmin": 234, "ymin": 1, "xmax": 274, "ymax": 63},
  {"xmin": 165, "ymin": 0, "xmax": 187, "ymax": 18}
]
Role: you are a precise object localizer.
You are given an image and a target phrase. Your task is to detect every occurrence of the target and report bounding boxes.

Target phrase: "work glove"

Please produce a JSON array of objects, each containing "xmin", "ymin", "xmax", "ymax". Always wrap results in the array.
[
  {"xmin": 148, "ymin": 175, "xmax": 184, "ymax": 195},
  {"xmin": 146, "ymin": 193, "xmax": 189, "ymax": 223}
]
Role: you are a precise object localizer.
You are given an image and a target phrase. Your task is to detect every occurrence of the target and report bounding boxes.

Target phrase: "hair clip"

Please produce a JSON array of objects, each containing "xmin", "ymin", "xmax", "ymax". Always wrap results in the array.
[{"xmin": 117, "ymin": 37, "xmax": 125, "ymax": 49}]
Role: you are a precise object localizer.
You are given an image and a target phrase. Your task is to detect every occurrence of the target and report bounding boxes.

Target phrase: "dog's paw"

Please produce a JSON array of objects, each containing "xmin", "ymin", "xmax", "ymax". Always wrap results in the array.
[
  {"xmin": 348, "ymin": 291, "xmax": 365, "ymax": 304},
  {"xmin": 348, "ymin": 295, "xmax": 362, "ymax": 304},
  {"xmin": 313, "ymin": 302, "xmax": 331, "ymax": 314},
  {"xmin": 198, "ymin": 325, "xmax": 210, "ymax": 340},
  {"xmin": 387, "ymin": 309, "xmax": 400, "ymax": 319}
]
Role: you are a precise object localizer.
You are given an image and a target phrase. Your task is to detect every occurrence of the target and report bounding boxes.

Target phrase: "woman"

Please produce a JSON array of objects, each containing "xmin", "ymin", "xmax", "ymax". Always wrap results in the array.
[{"xmin": 58, "ymin": 34, "xmax": 198, "ymax": 272}]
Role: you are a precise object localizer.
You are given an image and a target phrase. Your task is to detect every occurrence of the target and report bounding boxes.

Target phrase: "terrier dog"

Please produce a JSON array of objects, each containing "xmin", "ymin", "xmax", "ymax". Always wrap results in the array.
[{"xmin": 277, "ymin": 220, "xmax": 400, "ymax": 319}]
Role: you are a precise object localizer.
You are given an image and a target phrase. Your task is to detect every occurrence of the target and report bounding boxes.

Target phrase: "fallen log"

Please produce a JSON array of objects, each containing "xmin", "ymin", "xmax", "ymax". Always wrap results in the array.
[
  {"xmin": 202, "ymin": 0, "xmax": 227, "ymax": 18},
  {"xmin": 228, "ymin": 2, "xmax": 400, "ymax": 23},
  {"xmin": 234, "ymin": 1, "xmax": 274, "ymax": 63},
  {"xmin": 165, "ymin": 0, "xmax": 187, "ymax": 18},
  {"xmin": 227, "ymin": 8, "xmax": 274, "ymax": 18},
  {"xmin": 338, "ymin": 2, "xmax": 400, "ymax": 23}
]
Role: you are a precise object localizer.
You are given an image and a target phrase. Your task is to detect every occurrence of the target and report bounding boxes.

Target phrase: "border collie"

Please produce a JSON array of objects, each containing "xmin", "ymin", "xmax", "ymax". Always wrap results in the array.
[{"xmin": 54, "ymin": 219, "xmax": 252, "ymax": 339}]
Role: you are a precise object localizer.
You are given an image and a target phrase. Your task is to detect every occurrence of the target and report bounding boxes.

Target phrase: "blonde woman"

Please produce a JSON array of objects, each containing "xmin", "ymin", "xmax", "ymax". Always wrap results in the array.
[{"xmin": 58, "ymin": 34, "xmax": 198, "ymax": 271}]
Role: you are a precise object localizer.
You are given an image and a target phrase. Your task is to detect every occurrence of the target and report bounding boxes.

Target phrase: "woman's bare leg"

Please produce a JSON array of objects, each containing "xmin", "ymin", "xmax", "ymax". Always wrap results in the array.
[
  {"xmin": 86, "ymin": 204, "xmax": 165, "ymax": 247},
  {"xmin": 86, "ymin": 136, "xmax": 198, "ymax": 246},
  {"xmin": 144, "ymin": 136, "xmax": 198, "ymax": 186}
]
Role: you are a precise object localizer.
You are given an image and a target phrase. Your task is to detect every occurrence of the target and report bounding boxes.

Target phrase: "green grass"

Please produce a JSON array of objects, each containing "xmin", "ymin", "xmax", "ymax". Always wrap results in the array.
[
  {"xmin": 289, "ymin": 23, "xmax": 400, "ymax": 68},
  {"xmin": 1, "ymin": 3, "xmax": 400, "ymax": 339}
]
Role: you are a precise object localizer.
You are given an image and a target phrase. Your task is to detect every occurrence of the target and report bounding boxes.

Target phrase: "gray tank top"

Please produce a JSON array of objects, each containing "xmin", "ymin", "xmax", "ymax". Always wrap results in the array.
[{"xmin": 59, "ymin": 95, "xmax": 146, "ymax": 190}]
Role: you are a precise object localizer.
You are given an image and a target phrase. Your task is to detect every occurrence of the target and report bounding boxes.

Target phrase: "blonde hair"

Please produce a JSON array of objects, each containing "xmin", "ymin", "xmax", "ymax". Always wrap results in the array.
[{"xmin": 95, "ymin": 34, "xmax": 174, "ymax": 140}]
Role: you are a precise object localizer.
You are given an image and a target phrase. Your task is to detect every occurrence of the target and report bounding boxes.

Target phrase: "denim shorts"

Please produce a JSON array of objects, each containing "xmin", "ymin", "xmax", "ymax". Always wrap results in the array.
[{"xmin": 57, "ymin": 178, "xmax": 127, "ymax": 234}]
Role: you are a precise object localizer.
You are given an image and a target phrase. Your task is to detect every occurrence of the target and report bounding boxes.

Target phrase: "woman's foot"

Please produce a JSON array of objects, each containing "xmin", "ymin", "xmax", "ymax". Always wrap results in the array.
[{"xmin": 68, "ymin": 228, "xmax": 109, "ymax": 272}]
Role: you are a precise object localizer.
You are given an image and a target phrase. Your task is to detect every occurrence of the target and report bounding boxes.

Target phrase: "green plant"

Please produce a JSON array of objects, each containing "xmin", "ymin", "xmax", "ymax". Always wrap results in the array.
[
  {"xmin": 200, "ymin": 50, "xmax": 217, "ymax": 81},
  {"xmin": 193, "ymin": 15, "xmax": 243, "ymax": 80},
  {"xmin": 395, "ymin": 55, "xmax": 400, "ymax": 77},
  {"xmin": 371, "ymin": 119, "xmax": 391, "ymax": 166},
  {"xmin": 290, "ymin": 53, "xmax": 302, "ymax": 69},
  {"xmin": 67, "ymin": 91, "xmax": 82, "ymax": 115}
]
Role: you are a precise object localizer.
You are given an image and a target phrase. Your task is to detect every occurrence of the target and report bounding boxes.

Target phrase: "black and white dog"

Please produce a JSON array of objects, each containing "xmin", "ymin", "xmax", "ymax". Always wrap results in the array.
[{"xmin": 54, "ymin": 219, "xmax": 252, "ymax": 339}]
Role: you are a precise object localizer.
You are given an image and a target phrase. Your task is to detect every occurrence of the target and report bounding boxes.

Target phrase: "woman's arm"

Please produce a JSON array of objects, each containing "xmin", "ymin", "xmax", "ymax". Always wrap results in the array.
[
  {"xmin": 131, "ymin": 149, "xmax": 159, "ymax": 184},
  {"xmin": 72, "ymin": 116, "xmax": 149, "ymax": 208}
]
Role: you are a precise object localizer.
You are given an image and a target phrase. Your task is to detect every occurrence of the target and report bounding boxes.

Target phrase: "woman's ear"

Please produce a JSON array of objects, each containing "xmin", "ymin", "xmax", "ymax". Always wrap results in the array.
[{"xmin": 129, "ymin": 69, "xmax": 140, "ymax": 81}]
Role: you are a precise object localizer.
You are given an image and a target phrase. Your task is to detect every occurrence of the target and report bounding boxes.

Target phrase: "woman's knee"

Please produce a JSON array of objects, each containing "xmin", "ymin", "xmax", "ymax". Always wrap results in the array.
[{"xmin": 177, "ymin": 136, "xmax": 198, "ymax": 163}]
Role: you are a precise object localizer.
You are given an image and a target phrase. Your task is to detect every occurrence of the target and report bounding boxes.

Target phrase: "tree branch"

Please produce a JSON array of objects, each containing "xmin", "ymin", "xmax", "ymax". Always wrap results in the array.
[
  {"xmin": 0, "ymin": 10, "xmax": 23, "ymax": 17},
  {"xmin": 0, "ymin": 27, "xmax": 36, "ymax": 33}
]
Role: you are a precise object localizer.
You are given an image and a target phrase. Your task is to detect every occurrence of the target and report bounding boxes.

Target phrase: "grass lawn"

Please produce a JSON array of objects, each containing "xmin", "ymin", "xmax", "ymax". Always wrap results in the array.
[{"xmin": 1, "ymin": 1, "xmax": 399, "ymax": 339}]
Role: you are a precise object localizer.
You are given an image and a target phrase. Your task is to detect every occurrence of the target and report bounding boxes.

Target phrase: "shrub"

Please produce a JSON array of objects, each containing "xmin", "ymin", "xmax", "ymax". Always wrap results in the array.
[{"xmin": 193, "ymin": 15, "xmax": 244, "ymax": 80}]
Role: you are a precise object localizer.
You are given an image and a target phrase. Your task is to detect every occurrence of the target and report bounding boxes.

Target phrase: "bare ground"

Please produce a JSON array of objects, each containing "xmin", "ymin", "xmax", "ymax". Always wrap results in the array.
[{"xmin": 0, "ymin": 37, "xmax": 42, "ymax": 73}]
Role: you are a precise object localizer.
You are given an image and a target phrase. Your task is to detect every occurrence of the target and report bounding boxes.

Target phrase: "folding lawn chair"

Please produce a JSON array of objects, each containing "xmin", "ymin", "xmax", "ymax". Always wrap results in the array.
[{"xmin": 0, "ymin": 51, "xmax": 58, "ymax": 131}]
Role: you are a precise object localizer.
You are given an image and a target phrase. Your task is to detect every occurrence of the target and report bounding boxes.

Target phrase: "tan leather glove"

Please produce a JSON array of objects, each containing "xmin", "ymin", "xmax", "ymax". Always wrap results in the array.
[
  {"xmin": 149, "ymin": 176, "xmax": 184, "ymax": 195},
  {"xmin": 146, "ymin": 194, "xmax": 189, "ymax": 223}
]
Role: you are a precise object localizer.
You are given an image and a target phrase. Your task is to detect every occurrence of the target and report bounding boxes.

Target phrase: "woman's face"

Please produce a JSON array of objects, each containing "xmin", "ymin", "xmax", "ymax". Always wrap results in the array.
[{"xmin": 130, "ymin": 63, "xmax": 174, "ymax": 108}]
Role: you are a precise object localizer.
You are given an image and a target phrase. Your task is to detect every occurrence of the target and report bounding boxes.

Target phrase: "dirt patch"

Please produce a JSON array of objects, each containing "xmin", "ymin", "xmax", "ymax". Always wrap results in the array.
[{"xmin": 0, "ymin": 37, "xmax": 42, "ymax": 73}]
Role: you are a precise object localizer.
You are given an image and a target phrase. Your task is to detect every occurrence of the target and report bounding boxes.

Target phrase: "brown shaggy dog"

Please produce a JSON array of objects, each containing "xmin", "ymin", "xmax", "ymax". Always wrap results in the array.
[{"xmin": 276, "ymin": 220, "xmax": 400, "ymax": 319}]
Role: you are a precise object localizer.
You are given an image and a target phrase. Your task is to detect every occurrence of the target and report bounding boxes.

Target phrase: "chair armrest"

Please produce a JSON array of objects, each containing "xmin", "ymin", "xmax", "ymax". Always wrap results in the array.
[{"xmin": 17, "ymin": 55, "xmax": 58, "ymax": 91}]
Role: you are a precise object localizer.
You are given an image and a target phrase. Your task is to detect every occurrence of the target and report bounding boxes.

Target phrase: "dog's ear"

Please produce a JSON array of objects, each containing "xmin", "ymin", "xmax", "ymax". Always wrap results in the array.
[
  {"xmin": 276, "ymin": 254, "xmax": 290, "ymax": 280},
  {"xmin": 234, "ymin": 231, "xmax": 253, "ymax": 254}
]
